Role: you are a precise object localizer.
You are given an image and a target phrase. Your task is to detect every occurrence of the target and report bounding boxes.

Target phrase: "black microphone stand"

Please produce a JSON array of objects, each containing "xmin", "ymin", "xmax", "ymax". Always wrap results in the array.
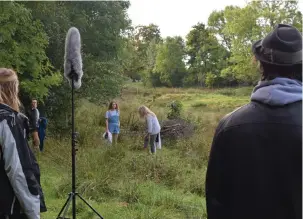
[{"xmin": 57, "ymin": 70, "xmax": 104, "ymax": 219}]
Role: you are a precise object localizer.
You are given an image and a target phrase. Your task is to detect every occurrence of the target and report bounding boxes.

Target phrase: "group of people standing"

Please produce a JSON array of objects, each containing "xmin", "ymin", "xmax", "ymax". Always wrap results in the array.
[
  {"xmin": 105, "ymin": 24, "xmax": 302, "ymax": 219},
  {"xmin": 104, "ymin": 101, "xmax": 161, "ymax": 154},
  {"xmin": 0, "ymin": 23, "xmax": 301, "ymax": 219}
]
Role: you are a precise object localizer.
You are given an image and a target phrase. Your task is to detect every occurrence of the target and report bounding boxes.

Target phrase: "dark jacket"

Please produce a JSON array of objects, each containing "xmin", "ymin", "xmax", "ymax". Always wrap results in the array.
[
  {"xmin": 28, "ymin": 108, "xmax": 39, "ymax": 132},
  {"xmin": 205, "ymin": 100, "xmax": 302, "ymax": 219},
  {"xmin": 0, "ymin": 104, "xmax": 46, "ymax": 218}
]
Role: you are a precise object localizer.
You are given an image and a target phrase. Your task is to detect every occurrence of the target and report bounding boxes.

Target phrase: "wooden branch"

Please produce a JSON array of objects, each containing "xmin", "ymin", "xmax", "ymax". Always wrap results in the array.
[{"xmin": 161, "ymin": 123, "xmax": 181, "ymax": 129}]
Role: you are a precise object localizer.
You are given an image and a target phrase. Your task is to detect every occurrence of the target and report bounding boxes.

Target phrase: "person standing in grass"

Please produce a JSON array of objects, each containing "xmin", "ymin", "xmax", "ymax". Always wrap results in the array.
[
  {"xmin": 105, "ymin": 101, "xmax": 120, "ymax": 144},
  {"xmin": 28, "ymin": 98, "xmax": 40, "ymax": 152},
  {"xmin": 205, "ymin": 24, "xmax": 302, "ymax": 219},
  {"xmin": 138, "ymin": 105, "xmax": 161, "ymax": 154}
]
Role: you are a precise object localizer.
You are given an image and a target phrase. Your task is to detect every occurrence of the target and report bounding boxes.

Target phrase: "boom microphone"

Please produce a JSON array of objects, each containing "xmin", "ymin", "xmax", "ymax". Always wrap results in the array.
[
  {"xmin": 58, "ymin": 27, "xmax": 104, "ymax": 219},
  {"xmin": 64, "ymin": 27, "xmax": 83, "ymax": 89}
]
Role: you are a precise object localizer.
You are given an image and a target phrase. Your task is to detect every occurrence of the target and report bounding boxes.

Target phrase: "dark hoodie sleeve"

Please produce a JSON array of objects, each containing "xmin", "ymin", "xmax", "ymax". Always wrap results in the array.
[{"xmin": 33, "ymin": 109, "xmax": 39, "ymax": 129}]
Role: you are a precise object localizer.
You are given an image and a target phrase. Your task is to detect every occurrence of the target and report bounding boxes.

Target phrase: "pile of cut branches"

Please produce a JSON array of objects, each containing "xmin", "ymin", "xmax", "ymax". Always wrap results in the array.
[{"xmin": 160, "ymin": 118, "xmax": 194, "ymax": 139}]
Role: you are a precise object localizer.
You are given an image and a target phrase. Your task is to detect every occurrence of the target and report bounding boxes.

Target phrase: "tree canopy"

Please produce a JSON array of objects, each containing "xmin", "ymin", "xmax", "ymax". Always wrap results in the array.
[
  {"xmin": 121, "ymin": 0, "xmax": 302, "ymax": 88},
  {"xmin": 0, "ymin": 2, "xmax": 61, "ymax": 100}
]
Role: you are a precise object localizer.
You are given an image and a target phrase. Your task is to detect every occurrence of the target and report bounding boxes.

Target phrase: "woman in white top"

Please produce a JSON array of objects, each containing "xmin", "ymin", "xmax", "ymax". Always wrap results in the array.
[{"xmin": 138, "ymin": 105, "xmax": 161, "ymax": 154}]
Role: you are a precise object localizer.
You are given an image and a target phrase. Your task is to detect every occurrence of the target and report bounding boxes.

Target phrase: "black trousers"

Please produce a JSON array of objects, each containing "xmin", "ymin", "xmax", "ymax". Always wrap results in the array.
[{"xmin": 0, "ymin": 214, "xmax": 27, "ymax": 219}]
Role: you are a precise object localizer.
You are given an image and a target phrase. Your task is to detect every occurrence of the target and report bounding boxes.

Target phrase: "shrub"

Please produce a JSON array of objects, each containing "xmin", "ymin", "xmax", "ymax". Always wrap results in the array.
[{"xmin": 167, "ymin": 100, "xmax": 183, "ymax": 119}]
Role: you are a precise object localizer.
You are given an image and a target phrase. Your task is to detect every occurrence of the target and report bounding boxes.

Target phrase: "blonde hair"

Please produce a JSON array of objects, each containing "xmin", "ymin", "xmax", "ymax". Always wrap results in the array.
[
  {"xmin": 0, "ymin": 68, "xmax": 21, "ymax": 112},
  {"xmin": 138, "ymin": 105, "xmax": 156, "ymax": 118}
]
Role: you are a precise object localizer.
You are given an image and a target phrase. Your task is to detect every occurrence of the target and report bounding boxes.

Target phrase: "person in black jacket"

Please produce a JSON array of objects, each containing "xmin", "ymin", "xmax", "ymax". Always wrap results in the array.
[
  {"xmin": 0, "ymin": 68, "xmax": 47, "ymax": 219},
  {"xmin": 28, "ymin": 98, "xmax": 40, "ymax": 152},
  {"xmin": 205, "ymin": 24, "xmax": 302, "ymax": 219}
]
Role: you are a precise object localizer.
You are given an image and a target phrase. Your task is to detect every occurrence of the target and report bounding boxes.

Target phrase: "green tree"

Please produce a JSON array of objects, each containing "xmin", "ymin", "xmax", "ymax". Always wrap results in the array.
[
  {"xmin": 154, "ymin": 36, "xmax": 186, "ymax": 87},
  {"xmin": 134, "ymin": 23, "xmax": 162, "ymax": 47},
  {"xmin": 132, "ymin": 24, "xmax": 162, "ymax": 82},
  {"xmin": 25, "ymin": 1, "xmax": 130, "ymax": 101},
  {"xmin": 119, "ymin": 31, "xmax": 143, "ymax": 82},
  {"xmin": 0, "ymin": 2, "xmax": 61, "ymax": 101},
  {"xmin": 21, "ymin": 2, "xmax": 71, "ymax": 71},
  {"xmin": 143, "ymin": 38, "xmax": 160, "ymax": 86},
  {"xmin": 254, "ymin": 0, "xmax": 302, "ymax": 31},
  {"xmin": 208, "ymin": 10, "xmax": 233, "ymax": 51},
  {"xmin": 221, "ymin": 0, "xmax": 302, "ymax": 84},
  {"xmin": 185, "ymin": 23, "xmax": 229, "ymax": 86},
  {"xmin": 22, "ymin": 1, "xmax": 131, "ymax": 131}
]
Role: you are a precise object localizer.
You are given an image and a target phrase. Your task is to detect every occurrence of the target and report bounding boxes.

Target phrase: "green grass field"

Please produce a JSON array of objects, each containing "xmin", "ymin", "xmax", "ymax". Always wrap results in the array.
[{"xmin": 38, "ymin": 83, "xmax": 252, "ymax": 219}]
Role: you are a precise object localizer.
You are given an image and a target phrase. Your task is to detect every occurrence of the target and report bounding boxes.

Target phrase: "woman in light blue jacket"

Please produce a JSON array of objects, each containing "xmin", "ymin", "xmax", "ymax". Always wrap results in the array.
[{"xmin": 138, "ymin": 105, "xmax": 161, "ymax": 154}]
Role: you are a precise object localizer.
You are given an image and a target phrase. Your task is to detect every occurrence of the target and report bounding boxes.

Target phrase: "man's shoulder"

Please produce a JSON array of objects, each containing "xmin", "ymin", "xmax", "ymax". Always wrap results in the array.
[
  {"xmin": 0, "ymin": 104, "xmax": 16, "ymax": 121},
  {"xmin": 217, "ymin": 101, "xmax": 302, "ymax": 133},
  {"xmin": 215, "ymin": 103, "xmax": 251, "ymax": 133},
  {"xmin": 32, "ymin": 108, "xmax": 39, "ymax": 113}
]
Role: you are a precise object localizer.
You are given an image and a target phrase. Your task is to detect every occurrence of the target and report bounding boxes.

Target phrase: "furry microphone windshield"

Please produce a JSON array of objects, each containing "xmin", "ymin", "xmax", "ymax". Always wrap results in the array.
[{"xmin": 64, "ymin": 27, "xmax": 83, "ymax": 89}]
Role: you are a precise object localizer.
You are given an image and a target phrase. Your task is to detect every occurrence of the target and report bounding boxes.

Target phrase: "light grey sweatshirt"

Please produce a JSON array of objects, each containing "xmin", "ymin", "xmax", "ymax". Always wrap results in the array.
[{"xmin": 146, "ymin": 114, "xmax": 161, "ymax": 135}]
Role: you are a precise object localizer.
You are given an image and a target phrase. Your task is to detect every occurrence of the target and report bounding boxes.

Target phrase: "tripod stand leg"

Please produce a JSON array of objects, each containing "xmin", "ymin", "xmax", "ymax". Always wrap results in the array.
[
  {"xmin": 76, "ymin": 194, "xmax": 104, "ymax": 219},
  {"xmin": 57, "ymin": 193, "xmax": 73, "ymax": 219}
]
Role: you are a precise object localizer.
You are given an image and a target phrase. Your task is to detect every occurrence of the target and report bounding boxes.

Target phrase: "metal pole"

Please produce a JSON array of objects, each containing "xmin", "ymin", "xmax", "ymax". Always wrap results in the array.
[
  {"xmin": 72, "ymin": 75, "xmax": 76, "ymax": 219},
  {"xmin": 57, "ymin": 70, "xmax": 103, "ymax": 219}
]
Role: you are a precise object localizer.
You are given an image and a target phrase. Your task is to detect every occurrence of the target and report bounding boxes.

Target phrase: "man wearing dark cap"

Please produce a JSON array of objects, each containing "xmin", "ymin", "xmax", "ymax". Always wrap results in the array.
[{"xmin": 205, "ymin": 24, "xmax": 302, "ymax": 219}]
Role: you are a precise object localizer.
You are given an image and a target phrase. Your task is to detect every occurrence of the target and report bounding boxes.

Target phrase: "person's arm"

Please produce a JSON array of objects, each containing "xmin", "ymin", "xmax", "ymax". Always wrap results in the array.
[
  {"xmin": 0, "ymin": 119, "xmax": 40, "ymax": 219},
  {"xmin": 33, "ymin": 109, "xmax": 39, "ymax": 130},
  {"xmin": 118, "ymin": 111, "xmax": 120, "ymax": 127},
  {"xmin": 105, "ymin": 119, "xmax": 109, "ymax": 132},
  {"xmin": 205, "ymin": 124, "xmax": 227, "ymax": 219},
  {"xmin": 105, "ymin": 111, "xmax": 109, "ymax": 132}
]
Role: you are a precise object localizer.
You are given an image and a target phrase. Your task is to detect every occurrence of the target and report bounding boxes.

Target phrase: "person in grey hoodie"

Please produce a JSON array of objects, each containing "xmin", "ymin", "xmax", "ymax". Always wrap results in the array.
[
  {"xmin": 205, "ymin": 24, "xmax": 302, "ymax": 219},
  {"xmin": 138, "ymin": 105, "xmax": 161, "ymax": 154}
]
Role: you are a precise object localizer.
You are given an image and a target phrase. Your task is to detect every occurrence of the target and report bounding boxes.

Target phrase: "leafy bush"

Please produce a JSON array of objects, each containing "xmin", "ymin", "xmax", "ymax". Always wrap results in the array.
[{"xmin": 167, "ymin": 100, "xmax": 183, "ymax": 119}]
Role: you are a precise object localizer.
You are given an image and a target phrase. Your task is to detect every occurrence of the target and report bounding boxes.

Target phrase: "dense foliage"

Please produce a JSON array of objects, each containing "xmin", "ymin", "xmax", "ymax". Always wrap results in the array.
[{"xmin": 1, "ymin": 1, "xmax": 131, "ymax": 130}]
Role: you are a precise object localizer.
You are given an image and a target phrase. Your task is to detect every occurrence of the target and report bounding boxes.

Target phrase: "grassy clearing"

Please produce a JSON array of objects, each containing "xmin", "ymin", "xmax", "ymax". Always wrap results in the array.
[{"xmin": 39, "ymin": 83, "xmax": 252, "ymax": 218}]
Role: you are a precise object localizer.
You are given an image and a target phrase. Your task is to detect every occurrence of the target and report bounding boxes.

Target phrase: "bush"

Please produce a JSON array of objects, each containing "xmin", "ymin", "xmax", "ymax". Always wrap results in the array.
[
  {"xmin": 205, "ymin": 72, "xmax": 217, "ymax": 88},
  {"xmin": 167, "ymin": 100, "xmax": 183, "ymax": 119}
]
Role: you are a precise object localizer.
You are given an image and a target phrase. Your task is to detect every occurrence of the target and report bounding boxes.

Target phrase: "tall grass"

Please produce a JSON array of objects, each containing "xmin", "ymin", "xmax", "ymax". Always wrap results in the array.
[{"xmin": 39, "ymin": 83, "xmax": 252, "ymax": 218}]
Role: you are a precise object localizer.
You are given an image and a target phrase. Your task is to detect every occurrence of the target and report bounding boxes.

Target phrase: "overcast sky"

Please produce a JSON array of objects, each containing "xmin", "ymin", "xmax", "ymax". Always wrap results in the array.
[{"xmin": 127, "ymin": 0, "xmax": 303, "ymax": 39}]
